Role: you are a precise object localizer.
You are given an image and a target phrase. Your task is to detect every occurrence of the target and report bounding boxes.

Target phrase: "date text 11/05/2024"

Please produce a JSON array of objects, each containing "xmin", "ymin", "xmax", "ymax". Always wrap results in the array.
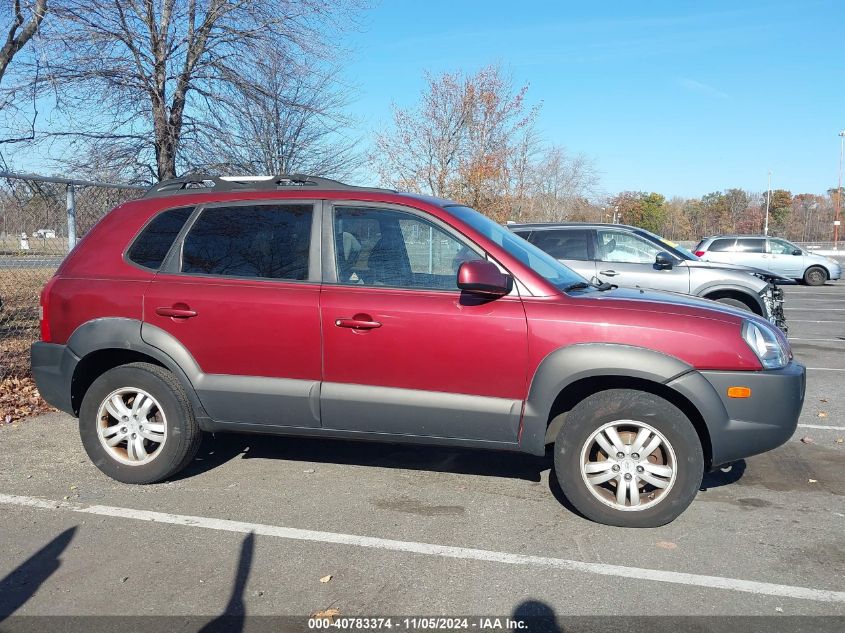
[{"xmin": 308, "ymin": 616, "xmax": 529, "ymax": 630}]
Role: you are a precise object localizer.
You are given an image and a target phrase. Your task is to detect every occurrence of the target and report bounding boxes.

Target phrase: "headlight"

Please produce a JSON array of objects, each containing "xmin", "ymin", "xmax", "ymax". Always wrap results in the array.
[{"xmin": 742, "ymin": 320, "xmax": 788, "ymax": 369}]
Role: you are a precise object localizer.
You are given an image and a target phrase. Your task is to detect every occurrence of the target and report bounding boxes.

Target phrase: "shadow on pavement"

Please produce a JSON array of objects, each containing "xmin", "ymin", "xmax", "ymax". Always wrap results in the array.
[
  {"xmin": 0, "ymin": 526, "xmax": 77, "ymax": 621},
  {"xmin": 175, "ymin": 432, "xmax": 552, "ymax": 483},
  {"xmin": 512, "ymin": 600, "xmax": 561, "ymax": 633},
  {"xmin": 198, "ymin": 532, "xmax": 255, "ymax": 633},
  {"xmin": 700, "ymin": 459, "xmax": 747, "ymax": 491}
]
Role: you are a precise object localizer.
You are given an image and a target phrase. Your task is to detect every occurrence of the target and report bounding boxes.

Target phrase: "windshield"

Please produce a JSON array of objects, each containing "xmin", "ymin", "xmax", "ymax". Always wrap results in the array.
[
  {"xmin": 637, "ymin": 228, "xmax": 700, "ymax": 261},
  {"xmin": 448, "ymin": 205, "xmax": 588, "ymax": 291}
]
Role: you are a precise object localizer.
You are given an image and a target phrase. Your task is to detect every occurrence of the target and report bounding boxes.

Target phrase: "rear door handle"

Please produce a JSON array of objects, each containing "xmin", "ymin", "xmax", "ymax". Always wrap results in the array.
[
  {"xmin": 156, "ymin": 306, "xmax": 197, "ymax": 319},
  {"xmin": 335, "ymin": 315, "xmax": 381, "ymax": 330},
  {"xmin": 599, "ymin": 270, "xmax": 619, "ymax": 277}
]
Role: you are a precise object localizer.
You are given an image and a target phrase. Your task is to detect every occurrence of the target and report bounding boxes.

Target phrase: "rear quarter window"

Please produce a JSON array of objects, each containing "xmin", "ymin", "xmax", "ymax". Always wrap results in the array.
[{"xmin": 126, "ymin": 206, "xmax": 194, "ymax": 270}]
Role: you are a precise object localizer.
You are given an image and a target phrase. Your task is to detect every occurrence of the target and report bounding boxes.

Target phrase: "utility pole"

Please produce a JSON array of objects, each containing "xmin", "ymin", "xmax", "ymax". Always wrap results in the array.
[
  {"xmin": 763, "ymin": 170, "xmax": 772, "ymax": 236},
  {"xmin": 836, "ymin": 131, "xmax": 844, "ymax": 250}
]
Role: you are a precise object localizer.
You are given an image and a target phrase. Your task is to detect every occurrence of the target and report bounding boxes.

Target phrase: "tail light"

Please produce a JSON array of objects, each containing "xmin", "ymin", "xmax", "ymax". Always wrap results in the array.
[
  {"xmin": 39, "ymin": 277, "xmax": 57, "ymax": 342},
  {"xmin": 694, "ymin": 250, "xmax": 706, "ymax": 257}
]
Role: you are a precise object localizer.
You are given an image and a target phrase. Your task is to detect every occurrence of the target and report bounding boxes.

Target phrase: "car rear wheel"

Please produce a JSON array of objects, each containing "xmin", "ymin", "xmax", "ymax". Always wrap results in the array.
[
  {"xmin": 803, "ymin": 266, "xmax": 827, "ymax": 286},
  {"xmin": 553, "ymin": 389, "xmax": 704, "ymax": 527},
  {"xmin": 79, "ymin": 362, "xmax": 202, "ymax": 484}
]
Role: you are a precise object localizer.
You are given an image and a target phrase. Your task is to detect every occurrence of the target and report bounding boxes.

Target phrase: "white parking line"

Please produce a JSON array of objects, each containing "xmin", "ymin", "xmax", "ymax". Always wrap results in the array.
[
  {"xmin": 786, "ymin": 308, "xmax": 845, "ymax": 311},
  {"xmin": 0, "ymin": 493, "xmax": 843, "ymax": 604},
  {"xmin": 806, "ymin": 367, "xmax": 845, "ymax": 371},
  {"xmin": 789, "ymin": 338, "xmax": 845, "ymax": 342},
  {"xmin": 789, "ymin": 320, "xmax": 845, "ymax": 323},
  {"xmin": 797, "ymin": 424, "xmax": 845, "ymax": 431}
]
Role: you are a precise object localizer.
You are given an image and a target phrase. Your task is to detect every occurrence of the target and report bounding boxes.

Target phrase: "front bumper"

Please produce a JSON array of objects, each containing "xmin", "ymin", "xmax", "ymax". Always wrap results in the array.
[
  {"xmin": 31, "ymin": 342, "xmax": 77, "ymax": 415},
  {"xmin": 761, "ymin": 283, "xmax": 787, "ymax": 333},
  {"xmin": 668, "ymin": 361, "xmax": 806, "ymax": 468}
]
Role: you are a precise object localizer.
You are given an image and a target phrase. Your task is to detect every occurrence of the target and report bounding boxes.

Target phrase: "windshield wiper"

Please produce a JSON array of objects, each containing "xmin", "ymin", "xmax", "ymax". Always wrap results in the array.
[
  {"xmin": 595, "ymin": 281, "xmax": 617, "ymax": 291},
  {"xmin": 563, "ymin": 281, "xmax": 592, "ymax": 292}
]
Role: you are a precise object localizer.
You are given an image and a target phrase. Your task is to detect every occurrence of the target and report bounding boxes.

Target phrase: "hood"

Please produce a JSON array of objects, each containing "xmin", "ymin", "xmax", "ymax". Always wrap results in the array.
[
  {"xmin": 682, "ymin": 259, "xmax": 790, "ymax": 283},
  {"xmin": 585, "ymin": 286, "xmax": 759, "ymax": 323}
]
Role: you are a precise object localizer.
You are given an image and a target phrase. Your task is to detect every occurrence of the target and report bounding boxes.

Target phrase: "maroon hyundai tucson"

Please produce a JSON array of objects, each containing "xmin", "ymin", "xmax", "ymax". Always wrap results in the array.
[{"xmin": 31, "ymin": 175, "xmax": 806, "ymax": 527}]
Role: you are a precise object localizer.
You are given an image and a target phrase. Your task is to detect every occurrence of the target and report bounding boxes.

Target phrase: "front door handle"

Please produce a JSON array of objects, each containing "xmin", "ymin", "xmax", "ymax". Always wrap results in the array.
[
  {"xmin": 156, "ymin": 305, "xmax": 198, "ymax": 319},
  {"xmin": 599, "ymin": 270, "xmax": 619, "ymax": 277},
  {"xmin": 335, "ymin": 315, "xmax": 381, "ymax": 330}
]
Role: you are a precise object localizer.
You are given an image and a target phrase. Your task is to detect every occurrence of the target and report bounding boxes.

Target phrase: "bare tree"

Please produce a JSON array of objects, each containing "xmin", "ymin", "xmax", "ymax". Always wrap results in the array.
[
  {"xmin": 373, "ymin": 65, "xmax": 539, "ymax": 222},
  {"xmin": 723, "ymin": 188, "xmax": 749, "ymax": 233},
  {"xmin": 0, "ymin": 0, "xmax": 48, "ymax": 148},
  {"xmin": 0, "ymin": 0, "xmax": 46, "ymax": 85},
  {"xmin": 37, "ymin": 0, "xmax": 361, "ymax": 182},
  {"xmin": 189, "ymin": 50, "xmax": 361, "ymax": 178},
  {"xmin": 523, "ymin": 145, "xmax": 600, "ymax": 221}
]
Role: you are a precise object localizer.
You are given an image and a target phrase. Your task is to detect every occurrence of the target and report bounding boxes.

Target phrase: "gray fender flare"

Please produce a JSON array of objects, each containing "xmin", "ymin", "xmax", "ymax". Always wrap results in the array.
[
  {"xmin": 520, "ymin": 343, "xmax": 709, "ymax": 455},
  {"xmin": 695, "ymin": 283, "xmax": 766, "ymax": 315},
  {"xmin": 66, "ymin": 318, "xmax": 209, "ymax": 421}
]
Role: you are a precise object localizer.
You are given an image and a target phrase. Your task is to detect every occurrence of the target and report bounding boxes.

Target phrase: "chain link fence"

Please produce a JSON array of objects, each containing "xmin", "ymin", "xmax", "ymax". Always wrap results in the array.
[{"xmin": 1, "ymin": 172, "xmax": 145, "ymax": 379}]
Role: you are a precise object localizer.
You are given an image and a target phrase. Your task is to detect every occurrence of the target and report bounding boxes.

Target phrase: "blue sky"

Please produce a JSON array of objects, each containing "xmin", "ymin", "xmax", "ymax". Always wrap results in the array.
[{"xmin": 345, "ymin": 0, "xmax": 844, "ymax": 198}]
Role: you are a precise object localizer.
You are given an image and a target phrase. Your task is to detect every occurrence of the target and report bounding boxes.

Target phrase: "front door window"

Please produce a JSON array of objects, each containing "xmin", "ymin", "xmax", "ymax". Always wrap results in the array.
[
  {"xmin": 596, "ymin": 229, "xmax": 660, "ymax": 264},
  {"xmin": 333, "ymin": 206, "xmax": 481, "ymax": 290}
]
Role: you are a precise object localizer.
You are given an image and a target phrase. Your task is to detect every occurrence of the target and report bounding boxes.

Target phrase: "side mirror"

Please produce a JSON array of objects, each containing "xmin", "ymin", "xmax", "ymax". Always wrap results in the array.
[
  {"xmin": 457, "ymin": 260, "xmax": 512, "ymax": 297},
  {"xmin": 655, "ymin": 251, "xmax": 676, "ymax": 270},
  {"xmin": 792, "ymin": 248, "xmax": 802, "ymax": 256}
]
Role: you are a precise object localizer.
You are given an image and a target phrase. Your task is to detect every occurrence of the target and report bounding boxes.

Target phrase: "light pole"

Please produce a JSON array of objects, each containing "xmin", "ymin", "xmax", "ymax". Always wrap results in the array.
[
  {"xmin": 763, "ymin": 170, "xmax": 772, "ymax": 236},
  {"xmin": 835, "ymin": 131, "xmax": 844, "ymax": 251}
]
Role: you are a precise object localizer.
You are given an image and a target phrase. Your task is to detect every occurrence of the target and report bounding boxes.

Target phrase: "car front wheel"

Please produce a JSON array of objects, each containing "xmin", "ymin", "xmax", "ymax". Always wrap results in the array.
[
  {"xmin": 79, "ymin": 362, "xmax": 202, "ymax": 484},
  {"xmin": 553, "ymin": 389, "xmax": 704, "ymax": 527},
  {"xmin": 803, "ymin": 266, "xmax": 827, "ymax": 286}
]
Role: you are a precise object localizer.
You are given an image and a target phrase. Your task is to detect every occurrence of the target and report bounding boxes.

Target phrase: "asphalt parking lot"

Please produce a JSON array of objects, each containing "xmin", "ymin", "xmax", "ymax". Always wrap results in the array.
[{"xmin": 1, "ymin": 272, "xmax": 844, "ymax": 628}]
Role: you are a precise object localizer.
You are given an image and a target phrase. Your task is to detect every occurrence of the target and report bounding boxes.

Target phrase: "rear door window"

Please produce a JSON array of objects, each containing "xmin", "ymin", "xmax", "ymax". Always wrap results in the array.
[
  {"xmin": 181, "ymin": 204, "xmax": 313, "ymax": 280},
  {"xmin": 528, "ymin": 229, "xmax": 592, "ymax": 260},
  {"xmin": 735, "ymin": 238, "xmax": 765, "ymax": 253},
  {"xmin": 708, "ymin": 238, "xmax": 736, "ymax": 252},
  {"xmin": 126, "ymin": 206, "xmax": 194, "ymax": 270}
]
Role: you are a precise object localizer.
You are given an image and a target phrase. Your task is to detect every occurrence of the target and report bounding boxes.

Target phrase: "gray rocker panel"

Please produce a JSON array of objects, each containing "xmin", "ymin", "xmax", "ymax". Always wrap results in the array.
[{"xmin": 321, "ymin": 382, "xmax": 523, "ymax": 443}]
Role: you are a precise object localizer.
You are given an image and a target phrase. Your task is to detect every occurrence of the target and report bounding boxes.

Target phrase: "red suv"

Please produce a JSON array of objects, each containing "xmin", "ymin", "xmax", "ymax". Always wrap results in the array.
[{"xmin": 31, "ymin": 175, "xmax": 805, "ymax": 527}]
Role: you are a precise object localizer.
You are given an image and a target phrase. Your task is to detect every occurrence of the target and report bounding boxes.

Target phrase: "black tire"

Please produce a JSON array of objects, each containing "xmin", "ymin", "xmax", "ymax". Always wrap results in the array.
[
  {"xmin": 553, "ymin": 389, "xmax": 704, "ymax": 528},
  {"xmin": 803, "ymin": 266, "xmax": 827, "ymax": 286},
  {"xmin": 714, "ymin": 297, "xmax": 753, "ymax": 312},
  {"xmin": 79, "ymin": 362, "xmax": 202, "ymax": 484}
]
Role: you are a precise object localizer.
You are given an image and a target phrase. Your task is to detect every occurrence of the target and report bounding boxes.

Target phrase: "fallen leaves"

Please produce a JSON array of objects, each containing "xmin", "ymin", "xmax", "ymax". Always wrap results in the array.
[
  {"xmin": 817, "ymin": 412, "xmax": 828, "ymax": 418},
  {"xmin": 835, "ymin": 438, "xmax": 844, "ymax": 444},
  {"xmin": 319, "ymin": 575, "xmax": 333, "ymax": 583},
  {"xmin": 311, "ymin": 608, "xmax": 341, "ymax": 622},
  {"xmin": 0, "ymin": 376, "xmax": 54, "ymax": 424},
  {"xmin": 808, "ymin": 479, "xmax": 818, "ymax": 484},
  {"xmin": 656, "ymin": 541, "xmax": 678, "ymax": 550},
  {"xmin": 800, "ymin": 436, "xmax": 815, "ymax": 444}
]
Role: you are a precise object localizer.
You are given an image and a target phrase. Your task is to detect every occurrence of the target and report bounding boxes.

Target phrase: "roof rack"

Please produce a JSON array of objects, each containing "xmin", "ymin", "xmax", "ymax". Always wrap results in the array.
[{"xmin": 142, "ymin": 173, "xmax": 394, "ymax": 198}]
